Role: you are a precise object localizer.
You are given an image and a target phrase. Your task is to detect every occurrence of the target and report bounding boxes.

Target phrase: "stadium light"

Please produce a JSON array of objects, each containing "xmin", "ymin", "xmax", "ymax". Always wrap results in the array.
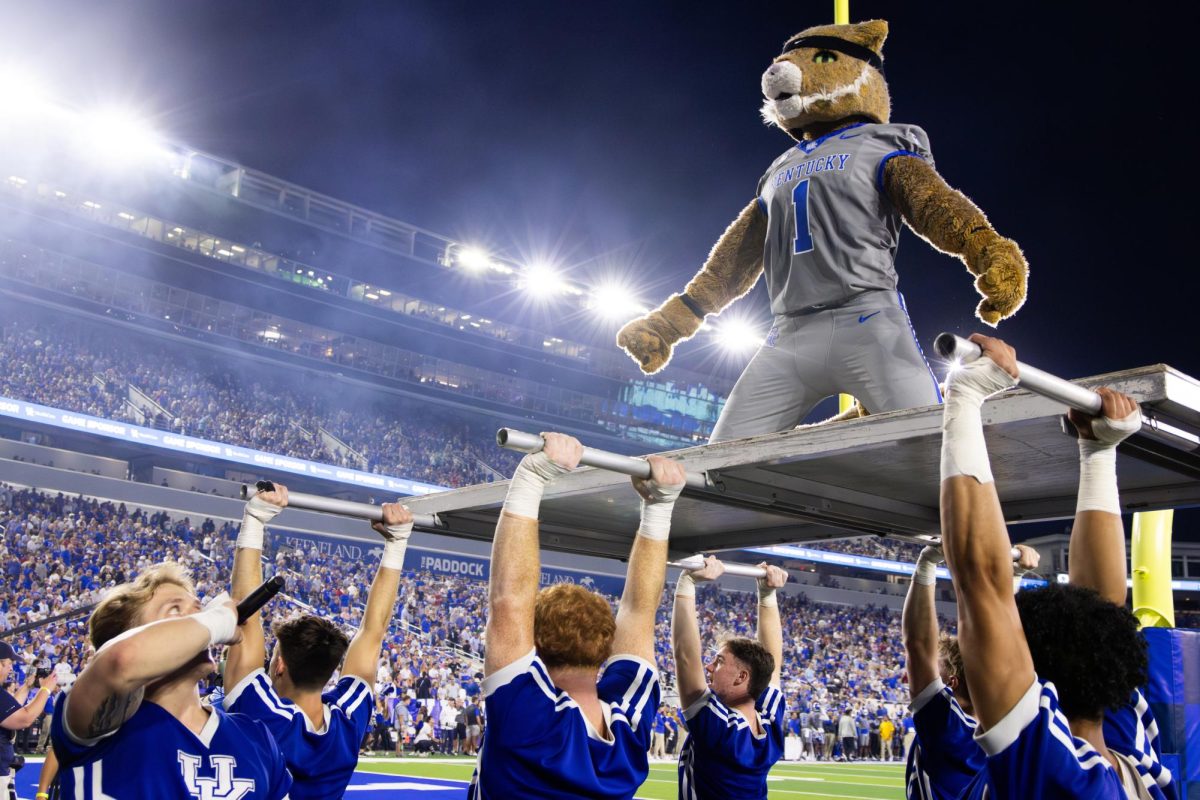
[
  {"xmin": 519, "ymin": 262, "xmax": 566, "ymax": 299},
  {"xmin": 76, "ymin": 108, "xmax": 166, "ymax": 165},
  {"xmin": 713, "ymin": 318, "xmax": 764, "ymax": 352},
  {"xmin": 454, "ymin": 246, "xmax": 491, "ymax": 273},
  {"xmin": 0, "ymin": 66, "xmax": 50, "ymax": 117},
  {"xmin": 587, "ymin": 282, "xmax": 648, "ymax": 320}
]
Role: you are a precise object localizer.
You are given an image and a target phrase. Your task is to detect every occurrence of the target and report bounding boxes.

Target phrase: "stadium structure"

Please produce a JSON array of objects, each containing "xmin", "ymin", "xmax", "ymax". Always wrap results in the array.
[
  {"xmin": 3, "ymin": 97, "xmax": 1200, "ymax": 604},
  {"xmin": 3, "ymin": 86, "xmax": 1200, "ymax": 798}
]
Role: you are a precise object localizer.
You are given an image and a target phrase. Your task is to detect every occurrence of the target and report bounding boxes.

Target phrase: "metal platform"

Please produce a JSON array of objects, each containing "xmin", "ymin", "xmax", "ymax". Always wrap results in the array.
[{"xmin": 404, "ymin": 365, "xmax": 1200, "ymax": 560}]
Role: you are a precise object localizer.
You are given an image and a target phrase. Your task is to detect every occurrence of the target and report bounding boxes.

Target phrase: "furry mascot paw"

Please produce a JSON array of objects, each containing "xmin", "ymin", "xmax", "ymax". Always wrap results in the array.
[
  {"xmin": 617, "ymin": 295, "xmax": 705, "ymax": 375},
  {"xmin": 970, "ymin": 237, "xmax": 1027, "ymax": 325}
]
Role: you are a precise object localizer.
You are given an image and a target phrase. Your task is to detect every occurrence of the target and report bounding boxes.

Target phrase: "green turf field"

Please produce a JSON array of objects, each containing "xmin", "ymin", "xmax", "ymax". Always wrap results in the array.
[{"xmin": 355, "ymin": 757, "xmax": 908, "ymax": 799}]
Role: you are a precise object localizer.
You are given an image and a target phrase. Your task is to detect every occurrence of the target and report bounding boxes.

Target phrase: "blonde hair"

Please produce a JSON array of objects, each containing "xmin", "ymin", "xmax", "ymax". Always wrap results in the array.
[
  {"xmin": 534, "ymin": 583, "xmax": 615, "ymax": 670},
  {"xmin": 89, "ymin": 562, "xmax": 195, "ymax": 649},
  {"xmin": 938, "ymin": 633, "xmax": 969, "ymax": 701}
]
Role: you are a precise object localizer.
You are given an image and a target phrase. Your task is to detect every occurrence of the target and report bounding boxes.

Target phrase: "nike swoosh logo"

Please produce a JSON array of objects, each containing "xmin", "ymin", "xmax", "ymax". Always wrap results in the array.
[
  {"xmin": 858, "ymin": 311, "xmax": 882, "ymax": 323},
  {"xmin": 840, "ymin": 132, "xmax": 863, "ymax": 139}
]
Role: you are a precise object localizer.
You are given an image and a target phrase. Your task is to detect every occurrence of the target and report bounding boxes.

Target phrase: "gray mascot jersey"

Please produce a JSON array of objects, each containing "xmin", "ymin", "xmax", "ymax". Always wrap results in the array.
[{"xmin": 755, "ymin": 122, "xmax": 932, "ymax": 314}]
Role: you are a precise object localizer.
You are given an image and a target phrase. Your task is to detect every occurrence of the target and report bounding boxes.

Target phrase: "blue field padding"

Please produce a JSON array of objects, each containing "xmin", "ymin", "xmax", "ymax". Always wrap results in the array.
[{"xmin": 1144, "ymin": 627, "xmax": 1200, "ymax": 800}]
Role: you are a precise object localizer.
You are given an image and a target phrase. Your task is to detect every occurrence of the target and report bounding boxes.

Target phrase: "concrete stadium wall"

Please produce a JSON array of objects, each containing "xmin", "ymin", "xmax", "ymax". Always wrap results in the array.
[
  {"xmin": 151, "ymin": 466, "xmax": 243, "ymax": 498},
  {"xmin": 0, "ymin": 438, "xmax": 127, "ymax": 479}
]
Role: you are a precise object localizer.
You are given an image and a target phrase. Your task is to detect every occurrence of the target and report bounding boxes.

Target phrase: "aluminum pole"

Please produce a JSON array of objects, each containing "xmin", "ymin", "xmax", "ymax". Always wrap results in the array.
[
  {"xmin": 934, "ymin": 333, "xmax": 1103, "ymax": 415},
  {"xmin": 496, "ymin": 429, "xmax": 709, "ymax": 489},
  {"xmin": 669, "ymin": 554, "xmax": 768, "ymax": 579},
  {"xmin": 239, "ymin": 483, "xmax": 442, "ymax": 529}
]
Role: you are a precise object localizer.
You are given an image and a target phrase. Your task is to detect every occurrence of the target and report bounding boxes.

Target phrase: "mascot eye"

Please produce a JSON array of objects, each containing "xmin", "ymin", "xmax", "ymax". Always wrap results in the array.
[{"xmin": 813, "ymin": 51, "xmax": 838, "ymax": 64}]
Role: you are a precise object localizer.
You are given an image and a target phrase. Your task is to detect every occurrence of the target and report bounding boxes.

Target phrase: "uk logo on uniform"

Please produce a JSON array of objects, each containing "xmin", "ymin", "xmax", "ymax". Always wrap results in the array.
[{"xmin": 178, "ymin": 752, "xmax": 256, "ymax": 800}]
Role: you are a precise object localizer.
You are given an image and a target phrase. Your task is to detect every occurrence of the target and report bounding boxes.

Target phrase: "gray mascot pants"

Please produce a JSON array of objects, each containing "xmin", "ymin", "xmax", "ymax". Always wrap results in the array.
[{"xmin": 708, "ymin": 290, "xmax": 942, "ymax": 443}]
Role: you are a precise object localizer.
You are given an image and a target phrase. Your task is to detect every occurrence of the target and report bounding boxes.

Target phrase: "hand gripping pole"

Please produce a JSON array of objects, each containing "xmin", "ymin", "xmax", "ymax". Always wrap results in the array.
[
  {"xmin": 668, "ymin": 554, "xmax": 767, "ymax": 579},
  {"xmin": 240, "ymin": 481, "xmax": 442, "ymax": 529},
  {"xmin": 934, "ymin": 333, "xmax": 1103, "ymax": 415},
  {"xmin": 496, "ymin": 429, "xmax": 710, "ymax": 490}
]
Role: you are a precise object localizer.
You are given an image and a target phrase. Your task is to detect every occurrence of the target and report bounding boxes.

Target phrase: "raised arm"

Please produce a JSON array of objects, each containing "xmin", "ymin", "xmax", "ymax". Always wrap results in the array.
[
  {"xmin": 755, "ymin": 563, "xmax": 787, "ymax": 689},
  {"xmin": 0, "ymin": 672, "xmax": 57, "ymax": 730},
  {"xmin": 224, "ymin": 484, "xmax": 287, "ymax": 692},
  {"xmin": 883, "ymin": 157, "xmax": 1026, "ymax": 325},
  {"xmin": 901, "ymin": 546, "xmax": 944, "ymax": 696},
  {"xmin": 617, "ymin": 200, "xmax": 766, "ymax": 374},
  {"xmin": 483, "ymin": 433, "xmax": 581, "ymax": 676},
  {"xmin": 66, "ymin": 595, "xmax": 240, "ymax": 740},
  {"xmin": 612, "ymin": 455, "xmax": 686, "ymax": 662},
  {"xmin": 938, "ymin": 335, "xmax": 1034, "ymax": 730},
  {"xmin": 1066, "ymin": 389, "xmax": 1141, "ymax": 605},
  {"xmin": 342, "ymin": 503, "xmax": 412, "ymax": 684},
  {"xmin": 672, "ymin": 556, "xmax": 724, "ymax": 709}
]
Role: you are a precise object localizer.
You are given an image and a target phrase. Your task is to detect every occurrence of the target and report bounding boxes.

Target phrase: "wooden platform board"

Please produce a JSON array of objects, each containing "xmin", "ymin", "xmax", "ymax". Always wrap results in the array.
[{"xmin": 404, "ymin": 365, "xmax": 1200, "ymax": 560}]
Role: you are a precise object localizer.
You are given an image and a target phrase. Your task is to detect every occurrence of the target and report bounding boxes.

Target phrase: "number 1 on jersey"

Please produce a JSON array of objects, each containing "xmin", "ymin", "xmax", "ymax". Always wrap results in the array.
[{"xmin": 792, "ymin": 179, "xmax": 814, "ymax": 254}]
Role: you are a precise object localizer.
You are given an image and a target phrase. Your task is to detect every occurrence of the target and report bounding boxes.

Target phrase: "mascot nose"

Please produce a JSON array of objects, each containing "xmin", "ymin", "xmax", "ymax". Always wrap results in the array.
[{"xmin": 761, "ymin": 60, "xmax": 803, "ymax": 100}]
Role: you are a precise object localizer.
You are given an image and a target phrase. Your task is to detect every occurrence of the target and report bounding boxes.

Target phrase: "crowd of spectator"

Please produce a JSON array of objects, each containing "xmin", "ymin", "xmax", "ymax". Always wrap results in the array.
[
  {"xmin": 0, "ymin": 317, "xmax": 969, "ymax": 572},
  {"xmin": 0, "ymin": 318, "xmax": 520, "ymax": 488},
  {"xmin": 0, "ymin": 483, "xmax": 486, "ymax": 753},
  {"xmin": 0, "ymin": 483, "xmax": 946, "ymax": 758},
  {"xmin": 3, "ymin": 495, "xmax": 1195, "ymax": 760},
  {"xmin": 803, "ymin": 536, "xmax": 928, "ymax": 562},
  {"xmin": 0, "ymin": 319, "xmax": 958, "ymax": 567}
]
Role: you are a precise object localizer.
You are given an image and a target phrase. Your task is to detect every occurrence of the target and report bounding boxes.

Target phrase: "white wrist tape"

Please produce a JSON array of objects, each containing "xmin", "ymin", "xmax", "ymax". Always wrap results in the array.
[
  {"xmin": 914, "ymin": 560, "xmax": 939, "ymax": 586},
  {"xmin": 194, "ymin": 592, "xmax": 238, "ymax": 646},
  {"xmin": 675, "ymin": 571, "xmax": 696, "ymax": 599},
  {"xmin": 636, "ymin": 475, "xmax": 684, "ymax": 541},
  {"xmin": 380, "ymin": 522, "xmax": 412, "ymax": 570},
  {"xmin": 757, "ymin": 581, "xmax": 778, "ymax": 607},
  {"xmin": 1074, "ymin": 409, "xmax": 1139, "ymax": 515},
  {"xmin": 638, "ymin": 500, "xmax": 676, "ymax": 540},
  {"xmin": 913, "ymin": 546, "xmax": 943, "ymax": 586},
  {"xmin": 1076, "ymin": 440, "xmax": 1120, "ymax": 515},
  {"xmin": 940, "ymin": 359, "xmax": 1016, "ymax": 484},
  {"xmin": 914, "ymin": 561, "xmax": 938, "ymax": 586},
  {"xmin": 238, "ymin": 496, "xmax": 281, "ymax": 550},
  {"xmin": 502, "ymin": 452, "xmax": 570, "ymax": 520},
  {"xmin": 1088, "ymin": 409, "xmax": 1143, "ymax": 446}
]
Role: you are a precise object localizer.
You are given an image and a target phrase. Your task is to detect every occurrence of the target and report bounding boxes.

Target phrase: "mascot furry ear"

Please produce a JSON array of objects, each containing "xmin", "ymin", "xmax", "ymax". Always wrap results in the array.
[{"xmin": 617, "ymin": 20, "xmax": 1028, "ymax": 438}]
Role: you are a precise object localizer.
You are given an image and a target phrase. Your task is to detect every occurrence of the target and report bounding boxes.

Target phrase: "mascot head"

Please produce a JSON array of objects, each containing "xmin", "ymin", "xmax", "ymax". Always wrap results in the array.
[{"xmin": 760, "ymin": 19, "xmax": 891, "ymax": 141}]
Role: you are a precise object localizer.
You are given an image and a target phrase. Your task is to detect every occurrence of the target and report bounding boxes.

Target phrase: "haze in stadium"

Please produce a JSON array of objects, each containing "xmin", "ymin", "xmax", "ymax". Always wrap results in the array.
[{"xmin": 0, "ymin": 2, "xmax": 1196, "ymax": 800}]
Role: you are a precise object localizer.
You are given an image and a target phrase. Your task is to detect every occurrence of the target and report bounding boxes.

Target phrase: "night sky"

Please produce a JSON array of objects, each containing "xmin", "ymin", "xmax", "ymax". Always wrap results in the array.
[
  {"xmin": 3, "ymin": 3, "xmax": 1197, "ymax": 541},
  {"xmin": 5, "ymin": 2, "xmax": 1193, "ymax": 377}
]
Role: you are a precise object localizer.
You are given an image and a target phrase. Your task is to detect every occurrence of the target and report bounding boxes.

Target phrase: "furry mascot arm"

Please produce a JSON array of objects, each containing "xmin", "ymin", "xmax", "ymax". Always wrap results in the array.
[
  {"xmin": 617, "ymin": 199, "xmax": 767, "ymax": 374},
  {"xmin": 883, "ymin": 156, "xmax": 1028, "ymax": 325}
]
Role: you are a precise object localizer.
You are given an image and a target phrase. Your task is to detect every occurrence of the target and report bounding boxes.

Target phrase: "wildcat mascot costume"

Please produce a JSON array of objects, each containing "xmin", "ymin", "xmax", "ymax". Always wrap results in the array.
[{"xmin": 617, "ymin": 20, "xmax": 1027, "ymax": 441}]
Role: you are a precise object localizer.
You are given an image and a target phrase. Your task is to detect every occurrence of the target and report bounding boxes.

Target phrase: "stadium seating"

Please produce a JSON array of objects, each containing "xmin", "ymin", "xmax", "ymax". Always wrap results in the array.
[
  {"xmin": 0, "ymin": 319, "xmax": 520, "ymax": 488},
  {"xmin": 2, "ymin": 484, "xmax": 928, "ymax": 745}
]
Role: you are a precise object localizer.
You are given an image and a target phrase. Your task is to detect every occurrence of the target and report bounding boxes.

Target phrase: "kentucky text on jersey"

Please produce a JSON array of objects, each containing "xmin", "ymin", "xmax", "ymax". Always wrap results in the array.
[{"xmin": 771, "ymin": 154, "xmax": 852, "ymax": 186}]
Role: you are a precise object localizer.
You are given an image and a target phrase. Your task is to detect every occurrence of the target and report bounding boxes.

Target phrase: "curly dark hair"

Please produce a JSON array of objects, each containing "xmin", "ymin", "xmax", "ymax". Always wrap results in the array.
[{"xmin": 1015, "ymin": 583, "xmax": 1146, "ymax": 721}]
